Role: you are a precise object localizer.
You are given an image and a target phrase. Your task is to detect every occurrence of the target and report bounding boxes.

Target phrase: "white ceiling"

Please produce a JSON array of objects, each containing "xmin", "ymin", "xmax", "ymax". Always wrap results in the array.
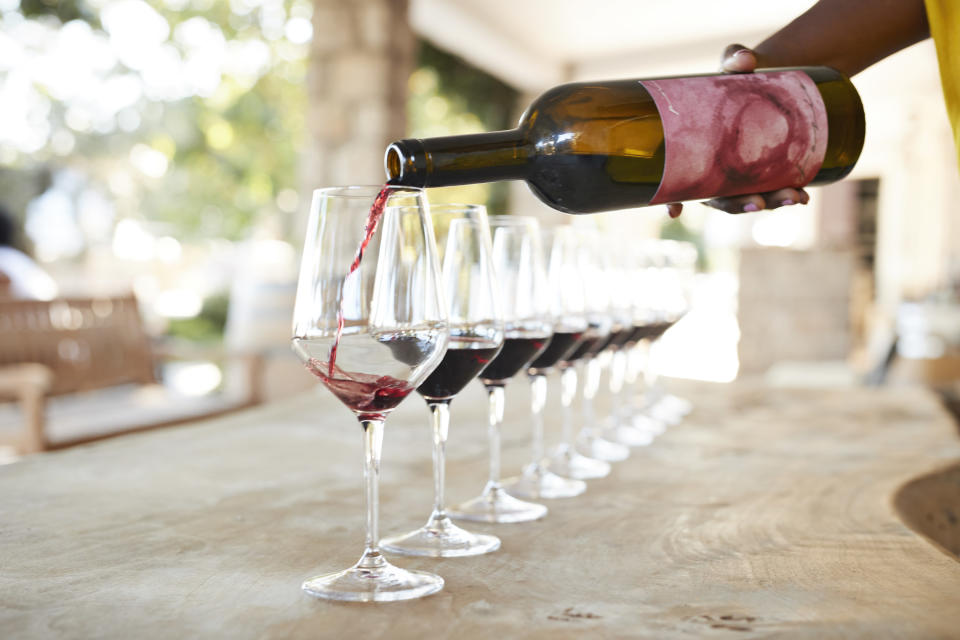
[{"xmin": 411, "ymin": 0, "xmax": 818, "ymax": 91}]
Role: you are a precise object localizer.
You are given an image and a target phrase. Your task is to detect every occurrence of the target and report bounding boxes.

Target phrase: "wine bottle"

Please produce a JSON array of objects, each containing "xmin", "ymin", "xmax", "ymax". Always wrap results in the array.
[{"xmin": 385, "ymin": 67, "xmax": 864, "ymax": 214}]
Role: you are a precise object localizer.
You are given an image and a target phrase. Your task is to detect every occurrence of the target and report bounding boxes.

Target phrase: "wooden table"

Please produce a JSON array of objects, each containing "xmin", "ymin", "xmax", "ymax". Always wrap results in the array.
[{"xmin": 1, "ymin": 380, "xmax": 959, "ymax": 638}]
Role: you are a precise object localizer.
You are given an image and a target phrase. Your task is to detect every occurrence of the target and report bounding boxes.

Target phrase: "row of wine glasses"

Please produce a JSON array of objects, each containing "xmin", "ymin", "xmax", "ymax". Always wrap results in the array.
[
  {"xmin": 599, "ymin": 238, "xmax": 697, "ymax": 444},
  {"xmin": 290, "ymin": 186, "xmax": 694, "ymax": 602}
]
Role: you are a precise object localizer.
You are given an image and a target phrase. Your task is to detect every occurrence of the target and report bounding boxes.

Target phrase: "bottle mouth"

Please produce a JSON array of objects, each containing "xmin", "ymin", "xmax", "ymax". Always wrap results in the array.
[
  {"xmin": 384, "ymin": 139, "xmax": 427, "ymax": 185},
  {"xmin": 385, "ymin": 145, "xmax": 403, "ymax": 182}
]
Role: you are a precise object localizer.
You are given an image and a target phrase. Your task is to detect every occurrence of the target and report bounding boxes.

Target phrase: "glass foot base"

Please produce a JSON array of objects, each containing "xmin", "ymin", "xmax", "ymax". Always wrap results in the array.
[
  {"xmin": 380, "ymin": 516, "xmax": 501, "ymax": 557},
  {"xmin": 577, "ymin": 432, "xmax": 630, "ymax": 462},
  {"xmin": 448, "ymin": 484, "xmax": 547, "ymax": 523},
  {"xmin": 605, "ymin": 424, "xmax": 655, "ymax": 447},
  {"xmin": 503, "ymin": 464, "xmax": 586, "ymax": 499},
  {"xmin": 302, "ymin": 552, "xmax": 443, "ymax": 602},
  {"xmin": 663, "ymin": 394, "xmax": 693, "ymax": 417},
  {"xmin": 645, "ymin": 396, "xmax": 684, "ymax": 426},
  {"xmin": 631, "ymin": 413, "xmax": 667, "ymax": 436},
  {"xmin": 546, "ymin": 445, "xmax": 611, "ymax": 480}
]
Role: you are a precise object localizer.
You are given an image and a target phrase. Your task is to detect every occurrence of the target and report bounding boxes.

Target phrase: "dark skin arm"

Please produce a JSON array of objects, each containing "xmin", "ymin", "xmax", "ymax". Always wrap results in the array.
[{"xmin": 667, "ymin": 0, "xmax": 931, "ymax": 218}]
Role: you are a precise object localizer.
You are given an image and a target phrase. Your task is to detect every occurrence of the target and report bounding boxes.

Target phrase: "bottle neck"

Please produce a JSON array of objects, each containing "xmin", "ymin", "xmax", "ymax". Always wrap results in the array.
[{"xmin": 385, "ymin": 129, "xmax": 529, "ymax": 188}]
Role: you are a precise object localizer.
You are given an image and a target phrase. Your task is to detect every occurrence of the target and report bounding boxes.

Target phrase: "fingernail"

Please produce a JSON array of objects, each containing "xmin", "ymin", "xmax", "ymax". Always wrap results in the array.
[
  {"xmin": 725, "ymin": 50, "xmax": 751, "ymax": 65},
  {"xmin": 779, "ymin": 199, "xmax": 795, "ymax": 206},
  {"xmin": 742, "ymin": 203, "xmax": 760, "ymax": 212}
]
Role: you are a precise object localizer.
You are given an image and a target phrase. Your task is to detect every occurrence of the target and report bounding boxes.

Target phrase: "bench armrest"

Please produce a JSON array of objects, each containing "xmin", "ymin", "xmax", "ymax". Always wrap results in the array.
[
  {"xmin": 0, "ymin": 363, "xmax": 54, "ymax": 453},
  {"xmin": 0, "ymin": 363, "xmax": 53, "ymax": 397}
]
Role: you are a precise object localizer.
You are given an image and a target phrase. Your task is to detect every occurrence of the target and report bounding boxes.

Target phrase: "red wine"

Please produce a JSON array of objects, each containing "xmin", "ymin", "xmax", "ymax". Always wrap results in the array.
[
  {"xmin": 628, "ymin": 319, "xmax": 677, "ymax": 344},
  {"xmin": 528, "ymin": 331, "xmax": 583, "ymax": 373},
  {"xmin": 591, "ymin": 330, "xmax": 622, "ymax": 354},
  {"xmin": 479, "ymin": 336, "xmax": 549, "ymax": 384},
  {"xmin": 417, "ymin": 339, "xmax": 501, "ymax": 400},
  {"xmin": 647, "ymin": 319, "xmax": 678, "ymax": 341},
  {"xmin": 608, "ymin": 327, "xmax": 637, "ymax": 349},
  {"xmin": 626, "ymin": 324, "xmax": 651, "ymax": 344},
  {"xmin": 306, "ymin": 358, "xmax": 413, "ymax": 419},
  {"xmin": 561, "ymin": 334, "xmax": 606, "ymax": 364},
  {"xmin": 328, "ymin": 185, "xmax": 392, "ymax": 376}
]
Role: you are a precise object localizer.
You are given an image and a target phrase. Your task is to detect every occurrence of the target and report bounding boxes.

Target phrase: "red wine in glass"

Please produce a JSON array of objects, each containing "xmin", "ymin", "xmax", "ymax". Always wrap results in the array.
[
  {"xmin": 628, "ymin": 323, "xmax": 654, "ymax": 343},
  {"xmin": 528, "ymin": 331, "xmax": 583, "ymax": 372},
  {"xmin": 379, "ymin": 202, "xmax": 504, "ymax": 558},
  {"xmin": 296, "ymin": 329, "xmax": 438, "ymax": 419},
  {"xmin": 417, "ymin": 339, "xmax": 502, "ymax": 400},
  {"xmin": 609, "ymin": 327, "xmax": 636, "ymax": 348},
  {"xmin": 479, "ymin": 336, "xmax": 549, "ymax": 384},
  {"xmin": 648, "ymin": 319, "xmax": 677, "ymax": 340},
  {"xmin": 561, "ymin": 332, "xmax": 608, "ymax": 364},
  {"xmin": 305, "ymin": 359, "xmax": 413, "ymax": 418}
]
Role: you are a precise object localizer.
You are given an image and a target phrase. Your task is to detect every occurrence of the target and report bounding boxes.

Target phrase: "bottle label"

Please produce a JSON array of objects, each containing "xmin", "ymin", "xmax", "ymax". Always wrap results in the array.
[{"xmin": 640, "ymin": 71, "xmax": 828, "ymax": 204}]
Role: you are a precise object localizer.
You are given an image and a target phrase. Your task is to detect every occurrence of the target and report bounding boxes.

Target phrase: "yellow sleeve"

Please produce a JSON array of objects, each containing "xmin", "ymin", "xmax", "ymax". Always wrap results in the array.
[{"xmin": 925, "ymin": 0, "xmax": 960, "ymax": 166}]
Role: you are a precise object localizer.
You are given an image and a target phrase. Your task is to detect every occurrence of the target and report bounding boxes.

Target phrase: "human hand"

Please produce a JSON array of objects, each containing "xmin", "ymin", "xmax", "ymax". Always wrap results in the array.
[{"xmin": 666, "ymin": 44, "xmax": 809, "ymax": 218}]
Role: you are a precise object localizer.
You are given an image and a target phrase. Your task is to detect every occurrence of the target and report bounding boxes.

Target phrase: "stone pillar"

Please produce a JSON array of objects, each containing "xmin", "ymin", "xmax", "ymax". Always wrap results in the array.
[
  {"xmin": 301, "ymin": 0, "xmax": 414, "ymax": 225},
  {"xmin": 737, "ymin": 247, "xmax": 856, "ymax": 375}
]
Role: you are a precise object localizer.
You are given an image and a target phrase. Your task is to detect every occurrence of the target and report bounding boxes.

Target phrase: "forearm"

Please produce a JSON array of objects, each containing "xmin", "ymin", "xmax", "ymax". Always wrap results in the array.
[{"xmin": 752, "ymin": 0, "xmax": 930, "ymax": 76}]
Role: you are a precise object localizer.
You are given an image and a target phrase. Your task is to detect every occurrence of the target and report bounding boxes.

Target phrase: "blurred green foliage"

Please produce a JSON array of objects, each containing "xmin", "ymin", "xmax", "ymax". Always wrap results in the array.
[
  {"xmin": 166, "ymin": 292, "xmax": 230, "ymax": 342},
  {"xmin": 4, "ymin": 0, "xmax": 307, "ymax": 242},
  {"xmin": 7, "ymin": 3, "xmax": 519, "ymax": 244},
  {"xmin": 20, "ymin": 0, "xmax": 99, "ymax": 25}
]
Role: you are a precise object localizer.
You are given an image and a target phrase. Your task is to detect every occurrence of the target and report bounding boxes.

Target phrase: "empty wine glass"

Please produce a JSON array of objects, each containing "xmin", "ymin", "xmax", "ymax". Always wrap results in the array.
[
  {"xmin": 381, "ymin": 204, "xmax": 503, "ymax": 557},
  {"xmin": 291, "ymin": 186, "xmax": 448, "ymax": 602},
  {"xmin": 449, "ymin": 215, "xmax": 552, "ymax": 524},
  {"xmin": 504, "ymin": 226, "xmax": 587, "ymax": 499}
]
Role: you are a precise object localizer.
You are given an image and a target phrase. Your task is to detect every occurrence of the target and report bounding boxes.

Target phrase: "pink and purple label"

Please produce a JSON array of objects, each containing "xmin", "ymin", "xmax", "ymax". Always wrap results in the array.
[{"xmin": 640, "ymin": 71, "xmax": 828, "ymax": 204}]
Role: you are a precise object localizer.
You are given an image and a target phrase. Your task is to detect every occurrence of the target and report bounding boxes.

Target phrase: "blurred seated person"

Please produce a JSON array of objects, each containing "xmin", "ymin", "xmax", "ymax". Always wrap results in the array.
[{"xmin": 0, "ymin": 205, "xmax": 57, "ymax": 300}]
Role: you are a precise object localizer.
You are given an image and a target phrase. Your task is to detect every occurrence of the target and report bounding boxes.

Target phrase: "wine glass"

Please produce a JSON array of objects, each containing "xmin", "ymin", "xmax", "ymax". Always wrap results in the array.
[
  {"xmin": 603, "ymin": 238, "xmax": 657, "ymax": 447},
  {"xmin": 617, "ymin": 241, "xmax": 669, "ymax": 438},
  {"xmin": 546, "ymin": 233, "xmax": 612, "ymax": 481},
  {"xmin": 449, "ymin": 215, "xmax": 552, "ymax": 524},
  {"xmin": 380, "ymin": 204, "xmax": 504, "ymax": 557},
  {"xmin": 640, "ymin": 240, "xmax": 696, "ymax": 426},
  {"xmin": 291, "ymin": 185, "xmax": 448, "ymax": 602},
  {"xmin": 503, "ymin": 226, "xmax": 588, "ymax": 499},
  {"xmin": 575, "ymin": 232, "xmax": 630, "ymax": 463}
]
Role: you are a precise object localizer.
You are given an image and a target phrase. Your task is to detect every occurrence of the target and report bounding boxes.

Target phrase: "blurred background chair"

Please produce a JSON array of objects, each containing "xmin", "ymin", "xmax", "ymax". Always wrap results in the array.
[{"xmin": 0, "ymin": 294, "xmax": 264, "ymax": 453}]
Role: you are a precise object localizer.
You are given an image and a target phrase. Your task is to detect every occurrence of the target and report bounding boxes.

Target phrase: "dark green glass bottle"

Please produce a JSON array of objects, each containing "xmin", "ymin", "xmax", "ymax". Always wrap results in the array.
[{"xmin": 385, "ymin": 67, "xmax": 864, "ymax": 214}]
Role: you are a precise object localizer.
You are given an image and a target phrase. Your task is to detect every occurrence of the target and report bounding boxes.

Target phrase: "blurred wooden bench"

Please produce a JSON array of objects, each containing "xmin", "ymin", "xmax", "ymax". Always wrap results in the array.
[{"xmin": 0, "ymin": 294, "xmax": 263, "ymax": 454}]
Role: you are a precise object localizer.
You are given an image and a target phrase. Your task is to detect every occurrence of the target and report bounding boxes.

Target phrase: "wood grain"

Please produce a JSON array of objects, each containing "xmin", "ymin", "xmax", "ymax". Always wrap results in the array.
[{"xmin": 0, "ymin": 380, "xmax": 958, "ymax": 638}]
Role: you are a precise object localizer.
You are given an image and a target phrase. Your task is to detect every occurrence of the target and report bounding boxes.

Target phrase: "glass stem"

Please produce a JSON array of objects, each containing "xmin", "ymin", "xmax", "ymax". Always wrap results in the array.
[
  {"xmin": 624, "ymin": 343, "xmax": 640, "ymax": 397},
  {"xmin": 484, "ymin": 384, "xmax": 505, "ymax": 489},
  {"xmin": 428, "ymin": 401, "xmax": 451, "ymax": 522},
  {"xmin": 643, "ymin": 339, "xmax": 661, "ymax": 405},
  {"xmin": 582, "ymin": 357, "xmax": 600, "ymax": 437},
  {"xmin": 528, "ymin": 374, "xmax": 547, "ymax": 467},
  {"xmin": 609, "ymin": 349, "xmax": 625, "ymax": 425},
  {"xmin": 560, "ymin": 366, "xmax": 577, "ymax": 448},
  {"xmin": 359, "ymin": 418, "xmax": 386, "ymax": 568}
]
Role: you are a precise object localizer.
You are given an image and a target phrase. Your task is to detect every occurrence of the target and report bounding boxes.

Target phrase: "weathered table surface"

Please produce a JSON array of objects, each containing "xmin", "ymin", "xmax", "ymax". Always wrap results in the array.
[{"xmin": 1, "ymin": 379, "xmax": 959, "ymax": 639}]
